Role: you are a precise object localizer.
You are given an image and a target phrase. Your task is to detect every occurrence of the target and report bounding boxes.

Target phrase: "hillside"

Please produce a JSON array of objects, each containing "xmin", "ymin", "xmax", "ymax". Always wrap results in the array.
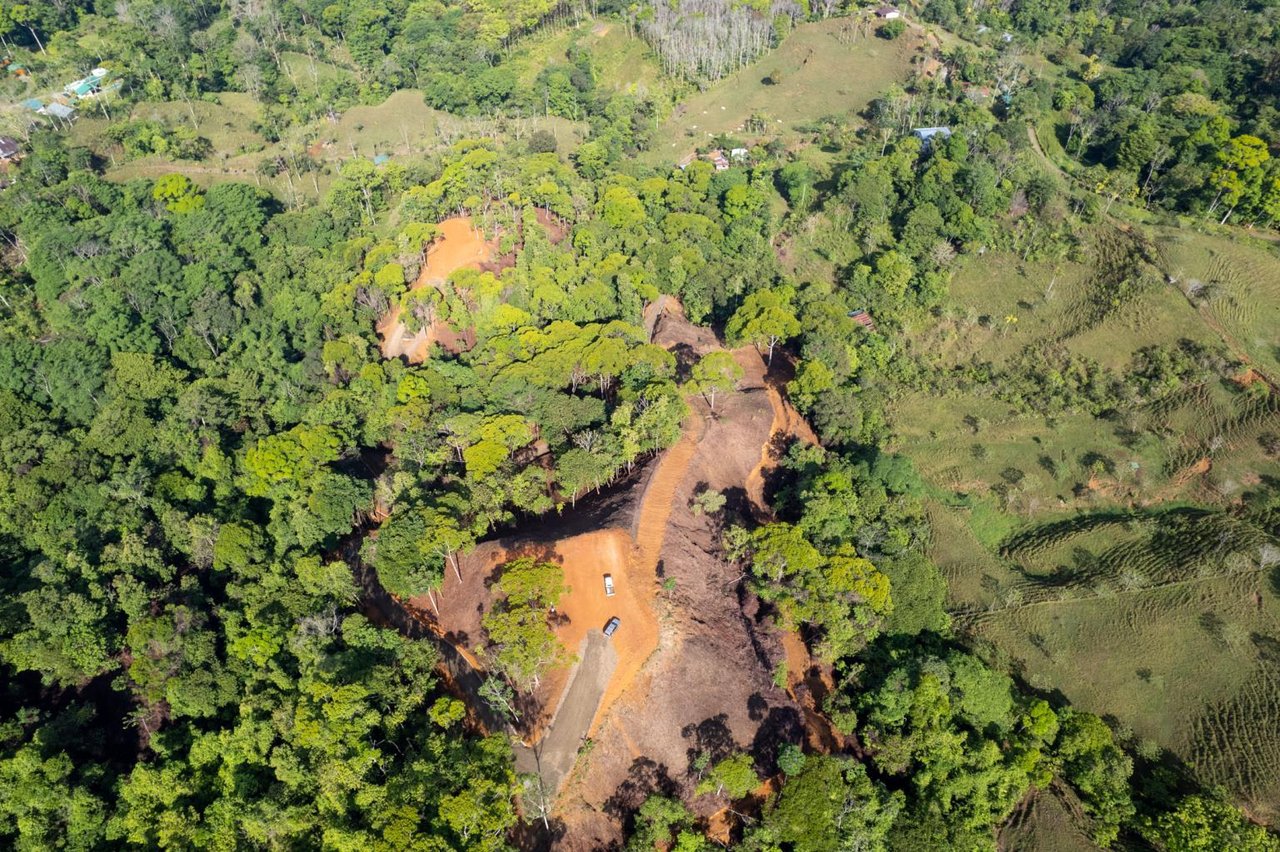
[{"xmin": 0, "ymin": 3, "xmax": 1278, "ymax": 852}]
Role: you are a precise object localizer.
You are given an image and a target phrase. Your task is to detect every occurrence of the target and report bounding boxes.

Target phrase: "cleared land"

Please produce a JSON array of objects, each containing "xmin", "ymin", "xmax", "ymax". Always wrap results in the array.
[
  {"xmin": 378, "ymin": 216, "xmax": 495, "ymax": 363},
  {"xmin": 71, "ymin": 88, "xmax": 585, "ymax": 200}
]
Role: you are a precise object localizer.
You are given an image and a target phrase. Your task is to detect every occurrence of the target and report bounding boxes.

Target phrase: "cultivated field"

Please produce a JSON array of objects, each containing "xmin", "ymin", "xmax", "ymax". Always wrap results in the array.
[{"xmin": 892, "ymin": 222, "xmax": 1280, "ymax": 821}]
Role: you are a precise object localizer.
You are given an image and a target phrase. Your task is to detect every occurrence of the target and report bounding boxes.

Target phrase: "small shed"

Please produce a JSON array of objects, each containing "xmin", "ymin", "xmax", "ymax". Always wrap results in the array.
[
  {"xmin": 677, "ymin": 152, "xmax": 697, "ymax": 170},
  {"xmin": 912, "ymin": 126, "xmax": 952, "ymax": 151},
  {"xmin": 0, "ymin": 137, "xmax": 19, "ymax": 161},
  {"xmin": 876, "ymin": 6, "xmax": 902, "ymax": 19},
  {"xmin": 44, "ymin": 102, "xmax": 76, "ymax": 120},
  {"xmin": 21, "ymin": 98, "xmax": 43, "ymax": 112},
  {"xmin": 730, "ymin": 147, "xmax": 749, "ymax": 163},
  {"xmin": 849, "ymin": 309, "xmax": 878, "ymax": 332}
]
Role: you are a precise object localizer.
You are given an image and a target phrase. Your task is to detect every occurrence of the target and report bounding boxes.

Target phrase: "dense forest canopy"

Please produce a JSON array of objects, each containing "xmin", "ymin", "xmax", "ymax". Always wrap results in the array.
[{"xmin": 0, "ymin": 0, "xmax": 1278, "ymax": 850}]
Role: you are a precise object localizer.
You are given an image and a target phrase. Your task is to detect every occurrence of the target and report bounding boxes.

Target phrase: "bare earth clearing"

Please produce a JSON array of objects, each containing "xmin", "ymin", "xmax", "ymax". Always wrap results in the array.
[
  {"xmin": 401, "ymin": 303, "xmax": 825, "ymax": 846},
  {"xmin": 378, "ymin": 216, "xmax": 494, "ymax": 362}
]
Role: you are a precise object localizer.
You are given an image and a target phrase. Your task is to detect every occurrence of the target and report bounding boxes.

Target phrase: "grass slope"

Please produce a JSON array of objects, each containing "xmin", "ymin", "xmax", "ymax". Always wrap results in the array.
[{"xmin": 893, "ymin": 222, "xmax": 1280, "ymax": 820}]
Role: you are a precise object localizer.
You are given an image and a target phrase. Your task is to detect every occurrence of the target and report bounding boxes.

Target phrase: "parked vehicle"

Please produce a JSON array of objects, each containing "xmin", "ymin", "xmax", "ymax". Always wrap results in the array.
[
  {"xmin": 603, "ymin": 573, "xmax": 615, "ymax": 596},
  {"xmin": 603, "ymin": 616, "xmax": 621, "ymax": 637}
]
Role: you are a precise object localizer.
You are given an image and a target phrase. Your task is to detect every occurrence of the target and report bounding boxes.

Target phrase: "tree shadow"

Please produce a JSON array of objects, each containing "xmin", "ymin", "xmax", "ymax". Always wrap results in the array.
[
  {"xmin": 747, "ymin": 692, "xmax": 768, "ymax": 721},
  {"xmin": 510, "ymin": 816, "xmax": 567, "ymax": 852},
  {"xmin": 750, "ymin": 705, "xmax": 804, "ymax": 776},
  {"xmin": 681, "ymin": 713, "xmax": 737, "ymax": 773},
  {"xmin": 671, "ymin": 342, "xmax": 700, "ymax": 382},
  {"xmin": 720, "ymin": 485, "xmax": 755, "ymax": 529},
  {"xmin": 603, "ymin": 756, "xmax": 680, "ymax": 832}
]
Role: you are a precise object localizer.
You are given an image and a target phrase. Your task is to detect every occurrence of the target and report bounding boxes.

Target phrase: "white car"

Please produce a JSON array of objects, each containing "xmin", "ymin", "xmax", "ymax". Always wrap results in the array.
[{"xmin": 603, "ymin": 573, "xmax": 615, "ymax": 597}]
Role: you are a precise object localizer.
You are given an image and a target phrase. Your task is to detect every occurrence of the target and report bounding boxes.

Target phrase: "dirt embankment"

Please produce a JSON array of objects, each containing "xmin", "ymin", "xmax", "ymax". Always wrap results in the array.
[
  {"xmin": 395, "ymin": 301, "xmax": 829, "ymax": 848},
  {"xmin": 550, "ymin": 311, "xmax": 816, "ymax": 850},
  {"xmin": 378, "ymin": 216, "xmax": 494, "ymax": 363}
]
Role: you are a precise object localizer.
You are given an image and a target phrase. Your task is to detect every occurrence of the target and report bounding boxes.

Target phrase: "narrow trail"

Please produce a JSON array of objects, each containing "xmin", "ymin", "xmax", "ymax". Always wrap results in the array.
[{"xmin": 633, "ymin": 413, "xmax": 706, "ymax": 576}]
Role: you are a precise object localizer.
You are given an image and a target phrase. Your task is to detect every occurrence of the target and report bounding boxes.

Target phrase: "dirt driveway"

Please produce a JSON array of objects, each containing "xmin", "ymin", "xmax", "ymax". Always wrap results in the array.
[{"xmin": 516, "ymin": 631, "xmax": 618, "ymax": 792}]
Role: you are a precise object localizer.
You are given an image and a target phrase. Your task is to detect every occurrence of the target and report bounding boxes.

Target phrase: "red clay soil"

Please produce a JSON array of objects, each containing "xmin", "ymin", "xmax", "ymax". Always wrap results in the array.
[
  {"xmin": 551, "ymin": 312, "xmax": 811, "ymax": 849},
  {"xmin": 401, "ymin": 303, "xmax": 828, "ymax": 848},
  {"xmin": 378, "ymin": 216, "xmax": 494, "ymax": 363},
  {"xmin": 743, "ymin": 351, "xmax": 820, "ymax": 513},
  {"xmin": 535, "ymin": 208, "xmax": 570, "ymax": 244}
]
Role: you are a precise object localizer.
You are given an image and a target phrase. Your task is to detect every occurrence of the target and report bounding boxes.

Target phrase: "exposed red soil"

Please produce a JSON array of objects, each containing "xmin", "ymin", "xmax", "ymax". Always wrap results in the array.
[
  {"xmin": 552, "ymin": 312, "xmax": 809, "ymax": 849},
  {"xmin": 378, "ymin": 216, "xmax": 494, "ymax": 363},
  {"xmin": 535, "ymin": 207, "xmax": 570, "ymax": 244},
  {"xmin": 411, "ymin": 527, "xmax": 646, "ymax": 739},
  {"xmin": 397, "ymin": 301, "xmax": 829, "ymax": 849}
]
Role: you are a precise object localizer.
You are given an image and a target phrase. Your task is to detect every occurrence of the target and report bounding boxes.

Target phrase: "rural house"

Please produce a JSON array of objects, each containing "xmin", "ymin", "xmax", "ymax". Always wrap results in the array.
[
  {"xmin": 64, "ymin": 68, "xmax": 108, "ymax": 99},
  {"xmin": 849, "ymin": 309, "xmax": 878, "ymax": 332},
  {"xmin": 0, "ymin": 137, "xmax": 20, "ymax": 162},
  {"xmin": 912, "ymin": 126, "xmax": 952, "ymax": 151},
  {"xmin": 708, "ymin": 149, "xmax": 730, "ymax": 170},
  {"xmin": 876, "ymin": 6, "xmax": 902, "ymax": 19}
]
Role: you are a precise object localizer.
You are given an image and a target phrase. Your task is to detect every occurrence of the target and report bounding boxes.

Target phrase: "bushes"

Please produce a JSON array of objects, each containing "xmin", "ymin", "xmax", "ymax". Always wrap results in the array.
[
  {"xmin": 105, "ymin": 119, "xmax": 212, "ymax": 161},
  {"xmin": 877, "ymin": 19, "xmax": 907, "ymax": 40}
]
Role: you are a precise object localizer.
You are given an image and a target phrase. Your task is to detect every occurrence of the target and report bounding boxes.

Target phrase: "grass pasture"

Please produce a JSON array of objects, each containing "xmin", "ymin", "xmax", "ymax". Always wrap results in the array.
[
  {"xmin": 1151, "ymin": 228, "xmax": 1280, "ymax": 380},
  {"xmin": 77, "ymin": 88, "xmax": 588, "ymax": 201},
  {"xmin": 516, "ymin": 20, "xmax": 671, "ymax": 102},
  {"xmin": 1000, "ymin": 786, "xmax": 1102, "ymax": 852},
  {"xmin": 928, "ymin": 492, "xmax": 1280, "ymax": 822},
  {"xmin": 644, "ymin": 18, "xmax": 919, "ymax": 166},
  {"xmin": 899, "ymin": 218, "xmax": 1280, "ymax": 822}
]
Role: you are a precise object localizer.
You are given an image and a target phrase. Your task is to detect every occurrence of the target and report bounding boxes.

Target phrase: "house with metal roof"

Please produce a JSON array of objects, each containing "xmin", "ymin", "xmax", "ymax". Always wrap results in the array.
[
  {"xmin": 912, "ymin": 126, "xmax": 952, "ymax": 151},
  {"xmin": 44, "ymin": 102, "xmax": 76, "ymax": 120},
  {"xmin": 64, "ymin": 68, "xmax": 108, "ymax": 99}
]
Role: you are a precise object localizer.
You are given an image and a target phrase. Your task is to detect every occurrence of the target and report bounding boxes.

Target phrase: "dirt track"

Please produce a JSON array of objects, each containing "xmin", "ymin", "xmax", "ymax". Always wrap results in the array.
[{"xmin": 548, "ymin": 314, "xmax": 817, "ymax": 849}]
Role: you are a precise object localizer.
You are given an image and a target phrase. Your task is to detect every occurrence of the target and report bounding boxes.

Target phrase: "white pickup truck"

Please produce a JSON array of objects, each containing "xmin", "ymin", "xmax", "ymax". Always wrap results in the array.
[{"xmin": 603, "ymin": 573, "xmax": 615, "ymax": 597}]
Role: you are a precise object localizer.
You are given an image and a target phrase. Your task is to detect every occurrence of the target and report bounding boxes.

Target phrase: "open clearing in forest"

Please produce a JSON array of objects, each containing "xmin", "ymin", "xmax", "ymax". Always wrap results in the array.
[
  {"xmin": 75, "ymin": 88, "xmax": 585, "ymax": 199},
  {"xmin": 378, "ymin": 216, "xmax": 494, "ymax": 363},
  {"xmin": 643, "ymin": 17, "xmax": 919, "ymax": 166},
  {"xmin": 409, "ymin": 303, "xmax": 822, "ymax": 847},
  {"xmin": 893, "ymin": 222, "xmax": 1280, "ymax": 823}
]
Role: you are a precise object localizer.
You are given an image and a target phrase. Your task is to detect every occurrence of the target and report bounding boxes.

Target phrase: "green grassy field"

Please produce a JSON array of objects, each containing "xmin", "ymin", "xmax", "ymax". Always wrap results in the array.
[
  {"xmin": 72, "ymin": 87, "xmax": 586, "ymax": 201},
  {"xmin": 642, "ymin": 17, "xmax": 920, "ymax": 166},
  {"xmin": 516, "ymin": 20, "xmax": 673, "ymax": 102},
  {"xmin": 892, "ymin": 220, "xmax": 1280, "ymax": 823},
  {"xmin": 1000, "ymin": 786, "xmax": 1102, "ymax": 852}
]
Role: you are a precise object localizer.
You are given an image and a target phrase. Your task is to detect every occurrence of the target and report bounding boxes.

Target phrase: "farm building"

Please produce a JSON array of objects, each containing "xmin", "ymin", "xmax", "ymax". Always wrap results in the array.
[
  {"xmin": 708, "ymin": 149, "xmax": 730, "ymax": 170},
  {"xmin": 44, "ymin": 102, "xmax": 76, "ymax": 123},
  {"xmin": 876, "ymin": 6, "xmax": 902, "ymax": 19},
  {"xmin": 849, "ymin": 309, "xmax": 878, "ymax": 332},
  {"xmin": 730, "ymin": 147, "xmax": 749, "ymax": 163},
  {"xmin": 0, "ymin": 137, "xmax": 20, "ymax": 161},
  {"xmin": 912, "ymin": 126, "xmax": 952, "ymax": 151},
  {"xmin": 64, "ymin": 68, "xmax": 108, "ymax": 99}
]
